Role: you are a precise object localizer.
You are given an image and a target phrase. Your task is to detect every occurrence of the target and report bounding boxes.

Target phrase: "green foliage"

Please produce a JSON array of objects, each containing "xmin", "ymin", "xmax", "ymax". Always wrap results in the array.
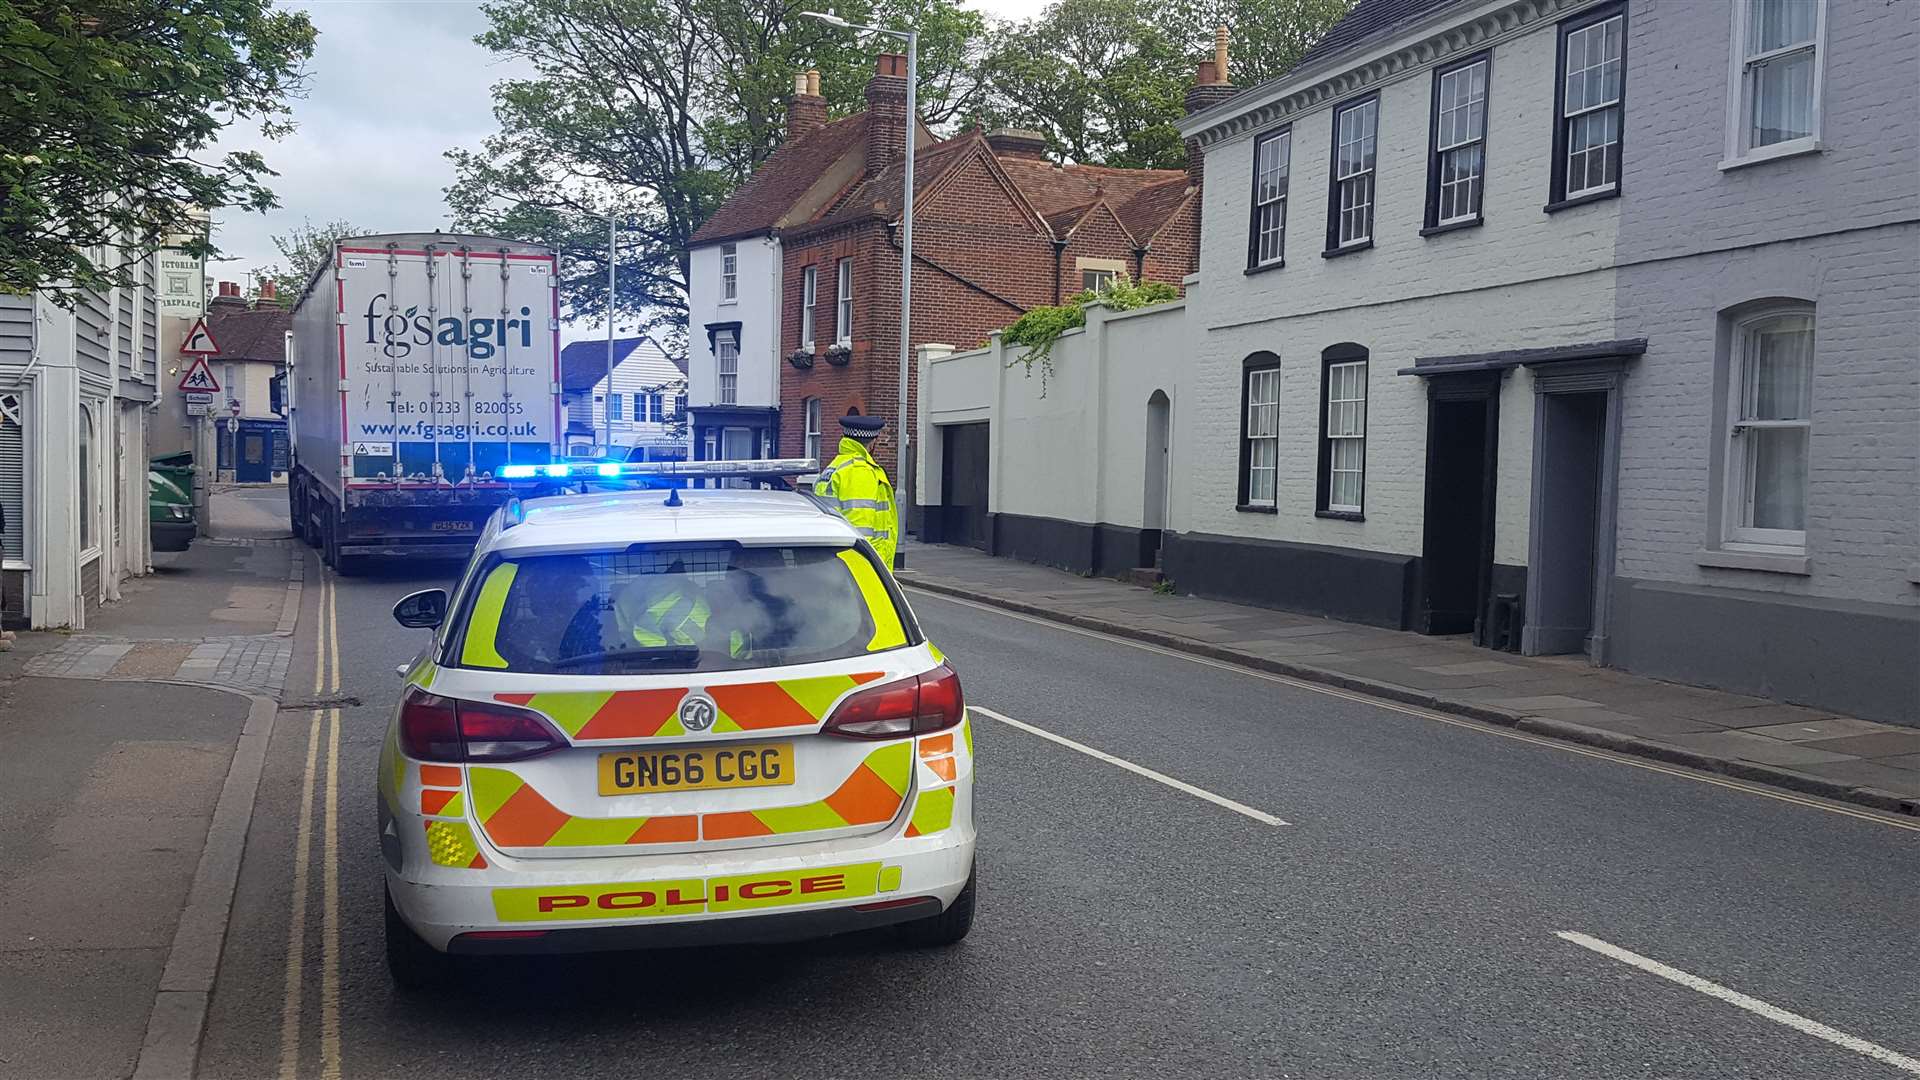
[
  {"xmin": 0, "ymin": 0, "xmax": 316, "ymax": 300},
  {"xmin": 971, "ymin": 0, "xmax": 1352, "ymax": 170},
  {"xmin": 1152, "ymin": 577, "xmax": 1176, "ymax": 594},
  {"xmin": 251, "ymin": 218, "xmax": 368, "ymax": 307},
  {"xmin": 448, "ymin": 0, "xmax": 985, "ymax": 335},
  {"xmin": 1001, "ymin": 275, "xmax": 1179, "ymax": 393}
]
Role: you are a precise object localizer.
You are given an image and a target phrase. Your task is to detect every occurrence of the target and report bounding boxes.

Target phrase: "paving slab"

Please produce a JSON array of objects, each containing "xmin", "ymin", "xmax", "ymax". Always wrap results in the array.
[
  {"xmin": 1799, "ymin": 731, "xmax": 1920, "ymax": 759},
  {"xmin": 1656, "ymin": 730, "xmax": 1858, "ymax": 768},
  {"xmin": 1743, "ymin": 716, "xmax": 1901, "ymax": 742}
]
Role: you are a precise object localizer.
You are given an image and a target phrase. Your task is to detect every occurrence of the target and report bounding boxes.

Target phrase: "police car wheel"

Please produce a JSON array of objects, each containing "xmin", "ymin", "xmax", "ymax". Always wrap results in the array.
[
  {"xmin": 894, "ymin": 867, "xmax": 975, "ymax": 948},
  {"xmin": 384, "ymin": 884, "xmax": 453, "ymax": 990}
]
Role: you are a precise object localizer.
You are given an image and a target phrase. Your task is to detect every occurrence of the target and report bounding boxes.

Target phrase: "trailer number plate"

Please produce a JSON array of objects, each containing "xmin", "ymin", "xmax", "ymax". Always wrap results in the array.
[{"xmin": 430, "ymin": 521, "xmax": 475, "ymax": 533}]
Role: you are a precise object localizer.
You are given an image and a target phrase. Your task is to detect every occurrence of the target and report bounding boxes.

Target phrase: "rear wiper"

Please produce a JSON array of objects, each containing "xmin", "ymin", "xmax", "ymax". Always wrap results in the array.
[{"xmin": 549, "ymin": 646, "xmax": 701, "ymax": 670}]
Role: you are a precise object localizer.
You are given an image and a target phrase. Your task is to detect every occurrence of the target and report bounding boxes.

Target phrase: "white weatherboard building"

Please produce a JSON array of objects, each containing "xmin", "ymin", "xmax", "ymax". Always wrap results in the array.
[
  {"xmin": 559, "ymin": 335, "xmax": 689, "ymax": 460},
  {"xmin": 1, "ymin": 248, "xmax": 164, "ymax": 629},
  {"xmin": 918, "ymin": 0, "xmax": 1919, "ymax": 726}
]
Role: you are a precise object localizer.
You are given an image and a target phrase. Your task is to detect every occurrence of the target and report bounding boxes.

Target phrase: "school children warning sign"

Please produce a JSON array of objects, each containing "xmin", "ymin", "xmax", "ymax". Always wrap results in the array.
[{"xmin": 177, "ymin": 356, "xmax": 221, "ymax": 394}]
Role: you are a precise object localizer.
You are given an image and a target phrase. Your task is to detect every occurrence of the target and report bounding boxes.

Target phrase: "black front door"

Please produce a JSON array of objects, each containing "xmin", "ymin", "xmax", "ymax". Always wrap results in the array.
[
  {"xmin": 1419, "ymin": 374, "xmax": 1501, "ymax": 637},
  {"xmin": 940, "ymin": 423, "xmax": 991, "ymax": 551}
]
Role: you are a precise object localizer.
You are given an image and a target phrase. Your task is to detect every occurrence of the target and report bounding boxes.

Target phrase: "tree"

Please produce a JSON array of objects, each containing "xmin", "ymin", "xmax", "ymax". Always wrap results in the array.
[
  {"xmin": 974, "ymin": 0, "xmax": 1351, "ymax": 169},
  {"xmin": 250, "ymin": 218, "xmax": 368, "ymax": 307},
  {"xmin": 445, "ymin": 0, "xmax": 985, "ymax": 337},
  {"xmin": 0, "ymin": 0, "xmax": 317, "ymax": 299}
]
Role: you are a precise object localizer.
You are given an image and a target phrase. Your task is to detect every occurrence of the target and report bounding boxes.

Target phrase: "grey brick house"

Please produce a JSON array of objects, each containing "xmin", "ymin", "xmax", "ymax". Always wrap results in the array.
[{"xmin": 1170, "ymin": 0, "xmax": 1918, "ymax": 723}]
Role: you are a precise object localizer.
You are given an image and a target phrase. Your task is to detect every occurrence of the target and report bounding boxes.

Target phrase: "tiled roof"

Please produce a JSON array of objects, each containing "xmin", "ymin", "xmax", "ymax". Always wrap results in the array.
[
  {"xmin": 806, "ymin": 133, "xmax": 983, "ymax": 232},
  {"xmin": 1113, "ymin": 178, "xmax": 1195, "ymax": 245},
  {"xmin": 690, "ymin": 113, "xmax": 870, "ymax": 246},
  {"xmin": 559, "ymin": 336, "xmax": 676, "ymax": 392},
  {"xmin": 205, "ymin": 304, "xmax": 291, "ymax": 364},
  {"xmin": 1291, "ymin": 0, "xmax": 1464, "ymax": 72},
  {"xmin": 994, "ymin": 156, "xmax": 1188, "ymax": 225}
]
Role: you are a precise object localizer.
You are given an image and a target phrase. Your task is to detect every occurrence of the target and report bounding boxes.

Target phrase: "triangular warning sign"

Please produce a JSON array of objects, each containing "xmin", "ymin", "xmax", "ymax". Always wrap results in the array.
[
  {"xmin": 178, "ymin": 356, "xmax": 221, "ymax": 394},
  {"xmin": 180, "ymin": 317, "xmax": 220, "ymax": 356}
]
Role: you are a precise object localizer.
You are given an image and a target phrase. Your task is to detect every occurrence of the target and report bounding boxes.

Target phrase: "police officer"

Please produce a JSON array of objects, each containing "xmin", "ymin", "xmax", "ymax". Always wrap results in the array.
[{"xmin": 815, "ymin": 415, "xmax": 897, "ymax": 567}]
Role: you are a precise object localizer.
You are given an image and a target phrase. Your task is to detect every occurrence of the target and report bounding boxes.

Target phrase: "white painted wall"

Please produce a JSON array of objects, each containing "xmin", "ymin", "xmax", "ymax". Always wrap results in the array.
[
  {"xmin": 686, "ymin": 236, "xmax": 782, "ymax": 408},
  {"xmin": 918, "ymin": 300, "xmax": 1188, "ymax": 531},
  {"xmin": 1181, "ymin": 5, "xmax": 1620, "ymax": 567}
]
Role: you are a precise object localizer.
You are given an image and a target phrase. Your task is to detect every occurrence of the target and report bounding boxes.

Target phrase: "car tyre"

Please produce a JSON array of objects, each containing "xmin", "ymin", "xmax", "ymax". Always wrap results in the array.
[
  {"xmin": 894, "ymin": 867, "xmax": 975, "ymax": 948},
  {"xmin": 384, "ymin": 883, "xmax": 453, "ymax": 991}
]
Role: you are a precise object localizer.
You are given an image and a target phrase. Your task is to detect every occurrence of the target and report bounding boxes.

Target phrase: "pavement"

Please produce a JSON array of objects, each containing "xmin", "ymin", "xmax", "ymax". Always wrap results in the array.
[
  {"xmin": 898, "ymin": 541, "xmax": 1920, "ymax": 816},
  {"xmin": 0, "ymin": 488, "xmax": 295, "ymax": 1080}
]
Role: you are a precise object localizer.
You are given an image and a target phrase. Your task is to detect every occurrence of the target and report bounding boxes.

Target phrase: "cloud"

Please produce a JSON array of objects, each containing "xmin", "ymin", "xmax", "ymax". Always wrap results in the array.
[{"xmin": 207, "ymin": 1, "xmax": 529, "ymax": 289}]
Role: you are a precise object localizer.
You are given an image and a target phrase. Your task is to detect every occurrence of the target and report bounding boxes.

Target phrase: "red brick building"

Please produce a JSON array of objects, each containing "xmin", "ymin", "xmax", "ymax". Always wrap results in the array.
[{"xmin": 689, "ymin": 46, "xmax": 1233, "ymax": 488}]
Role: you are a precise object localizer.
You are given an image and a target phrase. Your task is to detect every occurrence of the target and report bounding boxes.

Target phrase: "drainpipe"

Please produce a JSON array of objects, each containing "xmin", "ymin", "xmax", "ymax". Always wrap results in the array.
[{"xmin": 1050, "ymin": 239, "xmax": 1066, "ymax": 304}]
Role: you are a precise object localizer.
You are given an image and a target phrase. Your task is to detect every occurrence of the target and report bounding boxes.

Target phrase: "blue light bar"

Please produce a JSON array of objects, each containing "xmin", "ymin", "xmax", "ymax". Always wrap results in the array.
[
  {"xmin": 496, "ymin": 459, "xmax": 819, "ymax": 484},
  {"xmin": 596, "ymin": 463, "xmax": 623, "ymax": 477},
  {"xmin": 498, "ymin": 464, "xmax": 538, "ymax": 479},
  {"xmin": 544, "ymin": 464, "xmax": 571, "ymax": 478}
]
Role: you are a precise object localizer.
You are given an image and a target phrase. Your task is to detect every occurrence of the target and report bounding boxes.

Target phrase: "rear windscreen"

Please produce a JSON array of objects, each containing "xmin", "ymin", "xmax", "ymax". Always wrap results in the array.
[{"xmin": 456, "ymin": 544, "xmax": 909, "ymax": 674}]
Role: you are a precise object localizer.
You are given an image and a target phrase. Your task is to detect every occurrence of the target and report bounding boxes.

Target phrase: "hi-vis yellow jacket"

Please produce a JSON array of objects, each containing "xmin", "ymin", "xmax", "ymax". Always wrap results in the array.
[{"xmin": 815, "ymin": 437, "xmax": 897, "ymax": 567}]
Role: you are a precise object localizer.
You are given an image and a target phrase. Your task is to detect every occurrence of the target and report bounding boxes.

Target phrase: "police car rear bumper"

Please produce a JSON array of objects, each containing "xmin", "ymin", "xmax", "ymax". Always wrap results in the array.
[
  {"xmin": 385, "ymin": 812, "xmax": 975, "ymax": 952},
  {"xmin": 444, "ymin": 896, "xmax": 946, "ymax": 955}
]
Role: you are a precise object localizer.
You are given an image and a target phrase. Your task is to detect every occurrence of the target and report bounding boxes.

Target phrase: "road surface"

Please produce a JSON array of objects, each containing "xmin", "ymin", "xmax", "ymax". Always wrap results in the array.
[{"xmin": 197, "ymin": 546, "xmax": 1920, "ymax": 1079}]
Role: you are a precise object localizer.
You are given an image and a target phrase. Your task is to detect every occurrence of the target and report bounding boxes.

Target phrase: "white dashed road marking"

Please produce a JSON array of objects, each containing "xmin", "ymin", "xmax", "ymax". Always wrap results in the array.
[
  {"xmin": 1558, "ymin": 931, "xmax": 1920, "ymax": 1076},
  {"xmin": 969, "ymin": 706, "xmax": 1288, "ymax": 827}
]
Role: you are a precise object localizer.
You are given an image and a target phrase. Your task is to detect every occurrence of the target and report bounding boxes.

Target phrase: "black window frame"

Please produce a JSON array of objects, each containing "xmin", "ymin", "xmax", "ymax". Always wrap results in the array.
[
  {"xmin": 1422, "ymin": 50, "xmax": 1494, "ymax": 235},
  {"xmin": 1315, "ymin": 343, "xmax": 1370, "ymax": 520},
  {"xmin": 1235, "ymin": 351, "xmax": 1283, "ymax": 512},
  {"xmin": 1546, "ymin": 0, "xmax": 1628, "ymax": 213},
  {"xmin": 1245, "ymin": 126, "xmax": 1293, "ymax": 272},
  {"xmin": 1324, "ymin": 93, "xmax": 1381, "ymax": 257}
]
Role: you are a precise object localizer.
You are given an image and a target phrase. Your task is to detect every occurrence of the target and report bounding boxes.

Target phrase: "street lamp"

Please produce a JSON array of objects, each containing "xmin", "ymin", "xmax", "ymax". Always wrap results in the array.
[{"xmin": 802, "ymin": 10, "xmax": 915, "ymax": 568}]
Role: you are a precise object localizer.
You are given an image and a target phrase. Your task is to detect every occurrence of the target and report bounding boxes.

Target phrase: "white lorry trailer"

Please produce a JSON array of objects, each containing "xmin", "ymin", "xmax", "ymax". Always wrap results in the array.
[{"xmin": 287, "ymin": 233, "xmax": 563, "ymax": 572}]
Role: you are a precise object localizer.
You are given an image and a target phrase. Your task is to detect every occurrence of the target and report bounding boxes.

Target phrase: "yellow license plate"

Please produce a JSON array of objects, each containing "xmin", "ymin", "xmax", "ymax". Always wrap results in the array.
[{"xmin": 598, "ymin": 743, "xmax": 795, "ymax": 796}]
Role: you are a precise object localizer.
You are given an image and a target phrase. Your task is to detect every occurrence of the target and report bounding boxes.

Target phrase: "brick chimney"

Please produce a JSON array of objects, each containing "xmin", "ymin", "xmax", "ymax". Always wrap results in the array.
[
  {"xmin": 211, "ymin": 280, "xmax": 246, "ymax": 311},
  {"xmin": 985, "ymin": 128, "xmax": 1049, "ymax": 161},
  {"xmin": 1183, "ymin": 27, "xmax": 1237, "ymax": 188},
  {"xmin": 864, "ymin": 53, "xmax": 910, "ymax": 179},
  {"xmin": 787, "ymin": 68, "xmax": 828, "ymax": 142},
  {"xmin": 253, "ymin": 279, "xmax": 278, "ymax": 309}
]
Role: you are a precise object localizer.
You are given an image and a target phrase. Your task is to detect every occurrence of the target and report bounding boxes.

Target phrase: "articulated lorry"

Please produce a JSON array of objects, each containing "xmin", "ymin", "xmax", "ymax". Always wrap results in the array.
[{"xmin": 287, "ymin": 233, "xmax": 563, "ymax": 572}]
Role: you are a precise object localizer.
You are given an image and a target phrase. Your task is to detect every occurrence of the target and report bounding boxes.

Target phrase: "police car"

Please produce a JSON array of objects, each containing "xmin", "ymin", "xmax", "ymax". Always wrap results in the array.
[{"xmin": 377, "ymin": 460, "xmax": 976, "ymax": 987}]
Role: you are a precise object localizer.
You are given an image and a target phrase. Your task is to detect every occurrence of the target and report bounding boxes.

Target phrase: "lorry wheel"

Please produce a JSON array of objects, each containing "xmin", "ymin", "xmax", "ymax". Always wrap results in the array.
[
  {"xmin": 894, "ymin": 867, "xmax": 976, "ymax": 948},
  {"xmin": 384, "ymin": 884, "xmax": 453, "ymax": 991}
]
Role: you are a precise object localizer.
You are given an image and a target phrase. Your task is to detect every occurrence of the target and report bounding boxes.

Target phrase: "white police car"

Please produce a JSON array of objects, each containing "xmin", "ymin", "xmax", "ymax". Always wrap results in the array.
[{"xmin": 377, "ymin": 461, "xmax": 976, "ymax": 987}]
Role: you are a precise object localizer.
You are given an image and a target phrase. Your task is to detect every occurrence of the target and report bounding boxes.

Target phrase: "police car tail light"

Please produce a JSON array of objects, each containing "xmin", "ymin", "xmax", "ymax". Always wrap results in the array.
[
  {"xmin": 458, "ymin": 701, "xmax": 567, "ymax": 762},
  {"xmin": 399, "ymin": 687, "xmax": 565, "ymax": 763},
  {"xmin": 822, "ymin": 664, "xmax": 964, "ymax": 739}
]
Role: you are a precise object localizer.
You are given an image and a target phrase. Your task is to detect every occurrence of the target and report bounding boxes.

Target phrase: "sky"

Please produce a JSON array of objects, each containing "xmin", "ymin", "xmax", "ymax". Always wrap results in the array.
[{"xmin": 211, "ymin": 0, "xmax": 1049, "ymax": 341}]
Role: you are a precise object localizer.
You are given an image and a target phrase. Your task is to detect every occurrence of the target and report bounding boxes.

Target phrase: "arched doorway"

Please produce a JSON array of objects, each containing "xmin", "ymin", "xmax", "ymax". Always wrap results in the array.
[{"xmin": 1142, "ymin": 390, "xmax": 1171, "ymax": 567}]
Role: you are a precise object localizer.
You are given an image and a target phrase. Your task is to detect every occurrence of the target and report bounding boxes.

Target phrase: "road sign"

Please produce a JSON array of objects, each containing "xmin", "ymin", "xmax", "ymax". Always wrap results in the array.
[
  {"xmin": 180, "ymin": 317, "xmax": 220, "ymax": 356},
  {"xmin": 178, "ymin": 356, "xmax": 221, "ymax": 394},
  {"xmin": 185, "ymin": 391, "xmax": 213, "ymax": 416}
]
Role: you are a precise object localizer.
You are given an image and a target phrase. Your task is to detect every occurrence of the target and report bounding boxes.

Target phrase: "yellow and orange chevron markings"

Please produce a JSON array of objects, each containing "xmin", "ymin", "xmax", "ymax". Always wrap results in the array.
[
  {"xmin": 494, "ymin": 672, "xmax": 885, "ymax": 741},
  {"xmin": 466, "ymin": 742, "xmax": 914, "ymax": 850}
]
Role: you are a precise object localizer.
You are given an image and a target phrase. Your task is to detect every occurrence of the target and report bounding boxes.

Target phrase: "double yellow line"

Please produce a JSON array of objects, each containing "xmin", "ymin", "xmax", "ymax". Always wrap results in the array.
[{"xmin": 280, "ymin": 572, "xmax": 343, "ymax": 1080}]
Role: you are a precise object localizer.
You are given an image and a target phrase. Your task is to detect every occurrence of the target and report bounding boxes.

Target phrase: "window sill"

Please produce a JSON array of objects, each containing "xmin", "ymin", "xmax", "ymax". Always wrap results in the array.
[
  {"xmin": 1321, "ymin": 240, "xmax": 1374, "ymax": 260},
  {"xmin": 718, "ymin": 297, "xmax": 738, "ymax": 306},
  {"xmin": 1236, "ymin": 503, "xmax": 1279, "ymax": 514},
  {"xmin": 1719, "ymin": 137, "xmax": 1822, "ymax": 172},
  {"xmin": 1907, "ymin": 564, "xmax": 1920, "ymax": 586},
  {"xmin": 1695, "ymin": 548, "xmax": 1810, "ymax": 576},
  {"xmin": 1243, "ymin": 260, "xmax": 1286, "ymax": 277},
  {"xmin": 1543, "ymin": 188, "xmax": 1618, "ymax": 214},
  {"xmin": 1315, "ymin": 509, "xmax": 1365, "ymax": 522},
  {"xmin": 1419, "ymin": 217, "xmax": 1482, "ymax": 238}
]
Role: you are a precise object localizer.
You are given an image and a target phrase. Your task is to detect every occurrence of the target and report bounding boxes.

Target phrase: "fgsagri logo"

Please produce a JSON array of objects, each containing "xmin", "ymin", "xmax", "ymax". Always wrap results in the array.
[{"xmin": 364, "ymin": 293, "xmax": 536, "ymax": 359}]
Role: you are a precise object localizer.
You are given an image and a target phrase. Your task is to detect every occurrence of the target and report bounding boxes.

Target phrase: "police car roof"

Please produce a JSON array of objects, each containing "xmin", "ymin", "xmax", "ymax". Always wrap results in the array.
[{"xmin": 490, "ymin": 487, "xmax": 856, "ymax": 556}]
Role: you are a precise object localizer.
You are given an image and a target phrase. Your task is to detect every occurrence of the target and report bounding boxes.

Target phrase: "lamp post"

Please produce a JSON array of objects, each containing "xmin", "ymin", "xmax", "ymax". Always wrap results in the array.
[{"xmin": 801, "ymin": 10, "xmax": 915, "ymax": 568}]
